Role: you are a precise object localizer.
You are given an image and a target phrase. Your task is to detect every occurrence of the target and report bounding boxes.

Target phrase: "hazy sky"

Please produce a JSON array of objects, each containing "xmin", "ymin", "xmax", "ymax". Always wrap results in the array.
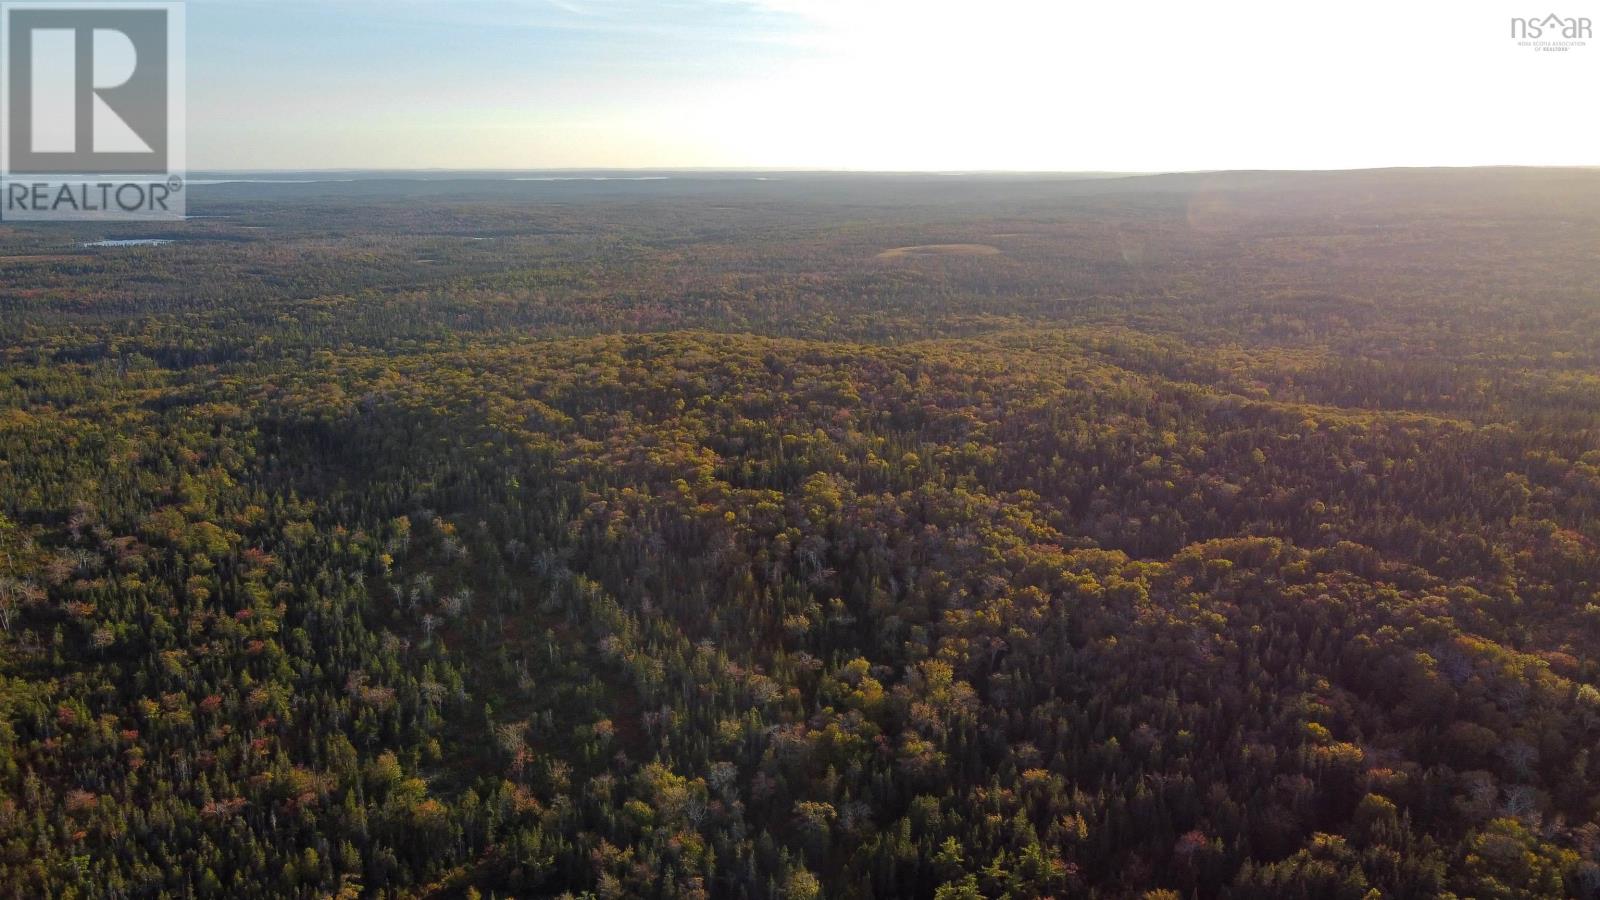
[{"xmin": 189, "ymin": 0, "xmax": 1600, "ymax": 171}]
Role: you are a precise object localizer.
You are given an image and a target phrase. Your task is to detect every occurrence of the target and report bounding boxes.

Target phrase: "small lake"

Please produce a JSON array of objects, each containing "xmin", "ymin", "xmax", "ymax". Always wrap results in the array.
[{"xmin": 81, "ymin": 239, "xmax": 176, "ymax": 248}]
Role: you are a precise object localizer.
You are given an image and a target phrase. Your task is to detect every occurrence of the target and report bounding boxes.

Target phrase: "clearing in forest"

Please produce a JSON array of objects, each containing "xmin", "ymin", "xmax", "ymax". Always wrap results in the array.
[{"xmin": 876, "ymin": 243, "xmax": 1002, "ymax": 259}]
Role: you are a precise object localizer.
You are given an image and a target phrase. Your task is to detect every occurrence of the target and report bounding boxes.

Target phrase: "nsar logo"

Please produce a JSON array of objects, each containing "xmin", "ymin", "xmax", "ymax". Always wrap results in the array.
[{"xmin": 1510, "ymin": 13, "xmax": 1591, "ymax": 51}]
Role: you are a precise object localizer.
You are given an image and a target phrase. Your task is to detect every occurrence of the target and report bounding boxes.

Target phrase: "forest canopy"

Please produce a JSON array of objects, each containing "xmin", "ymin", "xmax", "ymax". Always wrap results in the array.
[{"xmin": 2, "ymin": 169, "xmax": 1600, "ymax": 898}]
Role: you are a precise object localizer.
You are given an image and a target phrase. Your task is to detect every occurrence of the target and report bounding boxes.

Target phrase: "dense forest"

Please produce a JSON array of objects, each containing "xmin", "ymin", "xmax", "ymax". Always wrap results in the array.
[{"xmin": 3, "ymin": 168, "xmax": 1600, "ymax": 898}]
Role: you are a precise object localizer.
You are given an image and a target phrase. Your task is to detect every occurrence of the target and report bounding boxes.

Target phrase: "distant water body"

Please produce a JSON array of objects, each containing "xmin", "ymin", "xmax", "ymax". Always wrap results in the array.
[
  {"xmin": 511, "ymin": 176, "xmax": 670, "ymax": 181},
  {"xmin": 186, "ymin": 179, "xmax": 357, "ymax": 185}
]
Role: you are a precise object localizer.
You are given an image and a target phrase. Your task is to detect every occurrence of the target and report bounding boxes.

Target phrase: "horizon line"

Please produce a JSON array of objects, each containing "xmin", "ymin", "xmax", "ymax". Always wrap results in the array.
[{"xmin": 185, "ymin": 164, "xmax": 1600, "ymax": 176}]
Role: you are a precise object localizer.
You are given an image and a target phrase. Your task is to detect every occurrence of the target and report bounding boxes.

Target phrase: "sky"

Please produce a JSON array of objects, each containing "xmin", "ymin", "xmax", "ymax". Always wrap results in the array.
[{"xmin": 187, "ymin": 0, "xmax": 1600, "ymax": 171}]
